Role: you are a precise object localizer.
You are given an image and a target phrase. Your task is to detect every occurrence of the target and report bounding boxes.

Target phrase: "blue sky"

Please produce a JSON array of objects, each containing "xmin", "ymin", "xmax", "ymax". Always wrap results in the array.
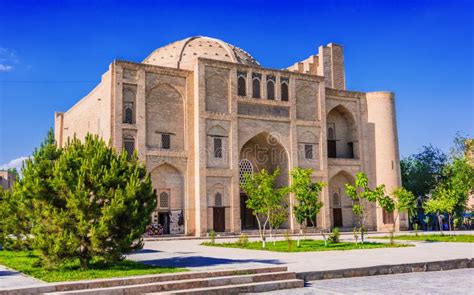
[{"xmin": 0, "ymin": 0, "xmax": 473, "ymax": 169}]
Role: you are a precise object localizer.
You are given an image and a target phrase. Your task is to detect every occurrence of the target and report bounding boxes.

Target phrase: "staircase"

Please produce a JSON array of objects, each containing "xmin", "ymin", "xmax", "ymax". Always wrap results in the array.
[{"xmin": 8, "ymin": 266, "xmax": 303, "ymax": 295}]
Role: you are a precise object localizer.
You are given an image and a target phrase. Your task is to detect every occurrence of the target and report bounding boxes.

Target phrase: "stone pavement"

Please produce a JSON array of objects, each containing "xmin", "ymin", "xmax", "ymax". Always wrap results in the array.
[
  {"xmin": 264, "ymin": 268, "xmax": 474, "ymax": 294},
  {"xmin": 0, "ymin": 264, "xmax": 43, "ymax": 290},
  {"xmin": 128, "ymin": 236, "xmax": 474, "ymax": 273}
]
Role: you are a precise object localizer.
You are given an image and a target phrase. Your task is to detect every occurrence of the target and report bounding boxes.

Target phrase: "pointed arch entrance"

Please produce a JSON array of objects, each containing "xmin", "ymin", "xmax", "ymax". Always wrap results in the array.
[
  {"xmin": 239, "ymin": 132, "xmax": 289, "ymax": 230},
  {"xmin": 329, "ymin": 171, "xmax": 356, "ymax": 230}
]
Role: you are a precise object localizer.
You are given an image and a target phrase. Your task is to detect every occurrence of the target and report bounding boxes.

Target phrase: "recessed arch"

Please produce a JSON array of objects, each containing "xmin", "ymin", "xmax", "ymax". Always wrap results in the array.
[
  {"xmin": 328, "ymin": 170, "xmax": 356, "ymax": 230},
  {"xmin": 327, "ymin": 104, "xmax": 358, "ymax": 159}
]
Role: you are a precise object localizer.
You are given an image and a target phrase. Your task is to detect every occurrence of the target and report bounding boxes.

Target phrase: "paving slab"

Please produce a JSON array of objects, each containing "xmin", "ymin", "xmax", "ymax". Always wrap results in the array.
[
  {"xmin": 128, "ymin": 235, "xmax": 474, "ymax": 273},
  {"xmin": 0, "ymin": 264, "xmax": 44, "ymax": 290}
]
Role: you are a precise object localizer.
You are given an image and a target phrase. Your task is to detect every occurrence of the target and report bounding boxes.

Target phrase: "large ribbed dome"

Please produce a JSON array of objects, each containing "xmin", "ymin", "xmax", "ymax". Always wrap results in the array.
[{"xmin": 143, "ymin": 36, "xmax": 260, "ymax": 69}]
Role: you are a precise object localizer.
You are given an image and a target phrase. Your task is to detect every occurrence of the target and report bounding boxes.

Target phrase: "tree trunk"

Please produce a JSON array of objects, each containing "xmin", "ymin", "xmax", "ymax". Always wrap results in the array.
[
  {"xmin": 297, "ymin": 228, "xmax": 302, "ymax": 247},
  {"xmin": 79, "ymin": 257, "xmax": 89, "ymax": 270},
  {"xmin": 437, "ymin": 213, "xmax": 443, "ymax": 235}
]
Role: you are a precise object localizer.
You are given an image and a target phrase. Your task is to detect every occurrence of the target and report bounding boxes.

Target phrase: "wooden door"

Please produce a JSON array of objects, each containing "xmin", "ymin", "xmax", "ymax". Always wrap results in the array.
[
  {"xmin": 333, "ymin": 208, "xmax": 343, "ymax": 228},
  {"xmin": 213, "ymin": 207, "xmax": 225, "ymax": 232}
]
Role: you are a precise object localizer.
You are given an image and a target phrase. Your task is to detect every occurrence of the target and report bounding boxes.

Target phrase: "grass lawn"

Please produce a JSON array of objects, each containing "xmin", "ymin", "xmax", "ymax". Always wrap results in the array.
[
  {"xmin": 201, "ymin": 239, "xmax": 411, "ymax": 252},
  {"xmin": 376, "ymin": 234, "xmax": 474, "ymax": 243},
  {"xmin": 0, "ymin": 250, "xmax": 187, "ymax": 282}
]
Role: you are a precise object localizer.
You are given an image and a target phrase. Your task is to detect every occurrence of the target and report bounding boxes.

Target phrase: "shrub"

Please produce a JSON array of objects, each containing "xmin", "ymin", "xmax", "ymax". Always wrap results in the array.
[
  {"xmin": 329, "ymin": 227, "xmax": 340, "ymax": 243},
  {"xmin": 14, "ymin": 130, "xmax": 157, "ymax": 269},
  {"xmin": 237, "ymin": 234, "xmax": 249, "ymax": 247},
  {"xmin": 209, "ymin": 230, "xmax": 216, "ymax": 245}
]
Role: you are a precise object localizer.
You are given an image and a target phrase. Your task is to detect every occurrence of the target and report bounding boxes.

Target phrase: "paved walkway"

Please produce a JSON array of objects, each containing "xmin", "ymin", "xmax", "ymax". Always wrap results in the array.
[
  {"xmin": 129, "ymin": 236, "xmax": 474, "ymax": 273},
  {"xmin": 0, "ymin": 264, "xmax": 43, "ymax": 290},
  {"xmin": 265, "ymin": 268, "xmax": 474, "ymax": 294}
]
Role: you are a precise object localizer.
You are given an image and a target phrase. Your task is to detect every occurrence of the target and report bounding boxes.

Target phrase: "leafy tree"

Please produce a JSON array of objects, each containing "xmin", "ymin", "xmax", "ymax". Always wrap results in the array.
[
  {"xmin": 14, "ymin": 131, "xmax": 156, "ymax": 268},
  {"xmin": 345, "ymin": 172, "xmax": 386, "ymax": 243},
  {"xmin": 401, "ymin": 145, "xmax": 447, "ymax": 200},
  {"xmin": 383, "ymin": 187, "xmax": 417, "ymax": 244},
  {"xmin": 424, "ymin": 190, "xmax": 456, "ymax": 235},
  {"xmin": 241, "ymin": 168, "xmax": 288, "ymax": 248},
  {"xmin": 268, "ymin": 203, "xmax": 288, "ymax": 245},
  {"xmin": 290, "ymin": 167, "xmax": 324, "ymax": 247}
]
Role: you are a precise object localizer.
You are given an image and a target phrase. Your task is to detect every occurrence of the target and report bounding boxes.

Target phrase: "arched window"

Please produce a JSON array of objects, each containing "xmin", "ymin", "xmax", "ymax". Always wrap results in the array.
[
  {"xmin": 239, "ymin": 159, "xmax": 254, "ymax": 185},
  {"xmin": 267, "ymin": 80, "xmax": 275, "ymax": 100},
  {"xmin": 252, "ymin": 79, "xmax": 261, "ymax": 98},
  {"xmin": 238, "ymin": 76, "xmax": 246, "ymax": 96},
  {"xmin": 159, "ymin": 191, "xmax": 169, "ymax": 208},
  {"xmin": 124, "ymin": 104, "xmax": 134, "ymax": 124},
  {"xmin": 332, "ymin": 193, "xmax": 341, "ymax": 207},
  {"xmin": 123, "ymin": 136, "xmax": 135, "ymax": 159},
  {"xmin": 215, "ymin": 192, "xmax": 222, "ymax": 207},
  {"xmin": 281, "ymin": 82, "xmax": 289, "ymax": 101}
]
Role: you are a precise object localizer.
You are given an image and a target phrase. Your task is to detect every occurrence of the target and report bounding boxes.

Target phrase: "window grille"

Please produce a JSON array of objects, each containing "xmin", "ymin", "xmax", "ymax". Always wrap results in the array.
[
  {"xmin": 214, "ymin": 137, "xmax": 222, "ymax": 158},
  {"xmin": 252, "ymin": 79, "xmax": 261, "ymax": 98},
  {"xmin": 267, "ymin": 80, "xmax": 275, "ymax": 100},
  {"xmin": 123, "ymin": 137, "xmax": 135, "ymax": 158},
  {"xmin": 305, "ymin": 144, "xmax": 313, "ymax": 159},
  {"xmin": 123, "ymin": 102, "xmax": 134, "ymax": 124},
  {"xmin": 281, "ymin": 82, "xmax": 289, "ymax": 101},
  {"xmin": 333, "ymin": 192, "xmax": 341, "ymax": 207},
  {"xmin": 159, "ymin": 191, "xmax": 169, "ymax": 208},
  {"xmin": 238, "ymin": 76, "xmax": 246, "ymax": 96},
  {"xmin": 215, "ymin": 192, "xmax": 222, "ymax": 207},
  {"xmin": 239, "ymin": 159, "xmax": 253, "ymax": 185},
  {"xmin": 161, "ymin": 134, "xmax": 171, "ymax": 149}
]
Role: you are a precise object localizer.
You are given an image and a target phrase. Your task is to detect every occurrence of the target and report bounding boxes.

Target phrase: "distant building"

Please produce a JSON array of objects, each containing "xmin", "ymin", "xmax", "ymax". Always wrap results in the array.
[
  {"xmin": 54, "ymin": 36, "xmax": 404, "ymax": 236},
  {"xmin": 0, "ymin": 170, "xmax": 16, "ymax": 191}
]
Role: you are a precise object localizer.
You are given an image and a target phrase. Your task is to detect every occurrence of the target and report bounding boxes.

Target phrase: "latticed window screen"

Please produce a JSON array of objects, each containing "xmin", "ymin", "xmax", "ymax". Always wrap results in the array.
[
  {"xmin": 267, "ymin": 81, "xmax": 275, "ymax": 100},
  {"xmin": 305, "ymin": 144, "xmax": 313, "ymax": 159},
  {"xmin": 252, "ymin": 79, "xmax": 261, "ymax": 98},
  {"xmin": 281, "ymin": 82, "xmax": 289, "ymax": 101},
  {"xmin": 333, "ymin": 193, "xmax": 341, "ymax": 207},
  {"xmin": 238, "ymin": 76, "xmax": 246, "ymax": 96},
  {"xmin": 214, "ymin": 137, "xmax": 222, "ymax": 158},
  {"xmin": 161, "ymin": 134, "xmax": 171, "ymax": 149},
  {"xmin": 123, "ymin": 102, "xmax": 134, "ymax": 124},
  {"xmin": 123, "ymin": 137, "xmax": 135, "ymax": 158},
  {"xmin": 159, "ymin": 191, "xmax": 169, "ymax": 208},
  {"xmin": 215, "ymin": 192, "xmax": 222, "ymax": 207},
  {"xmin": 239, "ymin": 159, "xmax": 253, "ymax": 184}
]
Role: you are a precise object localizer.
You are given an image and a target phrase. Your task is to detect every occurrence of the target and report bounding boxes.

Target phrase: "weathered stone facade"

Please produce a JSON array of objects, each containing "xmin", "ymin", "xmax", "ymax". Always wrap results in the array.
[{"xmin": 55, "ymin": 36, "xmax": 405, "ymax": 236}]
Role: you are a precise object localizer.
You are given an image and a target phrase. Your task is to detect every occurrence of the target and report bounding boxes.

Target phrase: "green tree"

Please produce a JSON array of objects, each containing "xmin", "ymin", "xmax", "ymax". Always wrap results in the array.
[
  {"xmin": 345, "ymin": 172, "xmax": 386, "ymax": 243},
  {"xmin": 291, "ymin": 167, "xmax": 324, "ymax": 247},
  {"xmin": 268, "ymin": 203, "xmax": 288, "ymax": 245},
  {"xmin": 383, "ymin": 187, "xmax": 417, "ymax": 244},
  {"xmin": 15, "ymin": 131, "xmax": 156, "ymax": 268},
  {"xmin": 401, "ymin": 145, "xmax": 447, "ymax": 200},
  {"xmin": 241, "ymin": 168, "xmax": 287, "ymax": 249},
  {"xmin": 424, "ymin": 190, "xmax": 456, "ymax": 235}
]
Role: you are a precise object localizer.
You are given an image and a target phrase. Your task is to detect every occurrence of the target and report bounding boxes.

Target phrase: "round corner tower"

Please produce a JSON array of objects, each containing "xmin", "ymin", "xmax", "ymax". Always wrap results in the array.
[{"xmin": 366, "ymin": 91, "xmax": 406, "ymax": 231}]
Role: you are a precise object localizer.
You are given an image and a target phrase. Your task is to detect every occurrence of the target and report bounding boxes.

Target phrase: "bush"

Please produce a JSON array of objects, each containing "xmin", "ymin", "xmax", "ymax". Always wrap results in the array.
[
  {"xmin": 237, "ymin": 233, "xmax": 249, "ymax": 247},
  {"xmin": 209, "ymin": 230, "xmax": 216, "ymax": 245},
  {"xmin": 329, "ymin": 227, "xmax": 340, "ymax": 243},
  {"xmin": 12, "ymin": 130, "xmax": 157, "ymax": 269}
]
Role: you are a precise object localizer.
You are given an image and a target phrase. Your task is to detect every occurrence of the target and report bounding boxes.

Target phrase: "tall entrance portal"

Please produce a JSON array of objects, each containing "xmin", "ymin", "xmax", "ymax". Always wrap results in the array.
[{"xmin": 239, "ymin": 132, "xmax": 289, "ymax": 230}]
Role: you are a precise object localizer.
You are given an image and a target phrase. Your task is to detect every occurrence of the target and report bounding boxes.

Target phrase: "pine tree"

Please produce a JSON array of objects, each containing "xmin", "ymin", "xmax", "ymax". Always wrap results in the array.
[{"xmin": 14, "ymin": 130, "xmax": 156, "ymax": 268}]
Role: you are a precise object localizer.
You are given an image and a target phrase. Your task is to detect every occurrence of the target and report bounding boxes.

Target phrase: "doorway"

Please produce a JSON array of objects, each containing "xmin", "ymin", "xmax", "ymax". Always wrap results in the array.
[
  {"xmin": 158, "ymin": 212, "xmax": 170, "ymax": 235},
  {"xmin": 333, "ymin": 208, "xmax": 343, "ymax": 228},
  {"xmin": 240, "ymin": 193, "xmax": 258, "ymax": 229},
  {"xmin": 213, "ymin": 207, "xmax": 225, "ymax": 232}
]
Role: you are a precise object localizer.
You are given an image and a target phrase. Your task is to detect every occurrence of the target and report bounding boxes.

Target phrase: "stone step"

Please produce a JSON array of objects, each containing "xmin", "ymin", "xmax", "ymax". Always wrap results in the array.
[
  {"xmin": 46, "ymin": 271, "xmax": 297, "ymax": 295},
  {"xmin": 151, "ymin": 279, "xmax": 305, "ymax": 294},
  {"xmin": 2, "ymin": 266, "xmax": 287, "ymax": 295}
]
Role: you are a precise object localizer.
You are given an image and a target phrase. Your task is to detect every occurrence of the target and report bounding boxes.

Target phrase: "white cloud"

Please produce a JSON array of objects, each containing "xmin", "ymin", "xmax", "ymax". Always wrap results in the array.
[
  {"xmin": 0, "ymin": 47, "xmax": 19, "ymax": 72},
  {"xmin": 0, "ymin": 64, "xmax": 13, "ymax": 72},
  {"xmin": 0, "ymin": 156, "xmax": 30, "ymax": 172}
]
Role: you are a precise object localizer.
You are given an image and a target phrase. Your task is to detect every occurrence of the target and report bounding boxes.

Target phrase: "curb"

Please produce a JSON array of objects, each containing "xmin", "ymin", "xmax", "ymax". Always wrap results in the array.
[{"xmin": 295, "ymin": 258, "xmax": 473, "ymax": 282}]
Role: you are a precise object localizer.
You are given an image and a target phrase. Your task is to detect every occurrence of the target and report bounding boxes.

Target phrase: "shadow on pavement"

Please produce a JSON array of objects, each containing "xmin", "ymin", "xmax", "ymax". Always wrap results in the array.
[
  {"xmin": 0, "ymin": 270, "xmax": 20, "ymax": 277},
  {"xmin": 139, "ymin": 256, "xmax": 283, "ymax": 268}
]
